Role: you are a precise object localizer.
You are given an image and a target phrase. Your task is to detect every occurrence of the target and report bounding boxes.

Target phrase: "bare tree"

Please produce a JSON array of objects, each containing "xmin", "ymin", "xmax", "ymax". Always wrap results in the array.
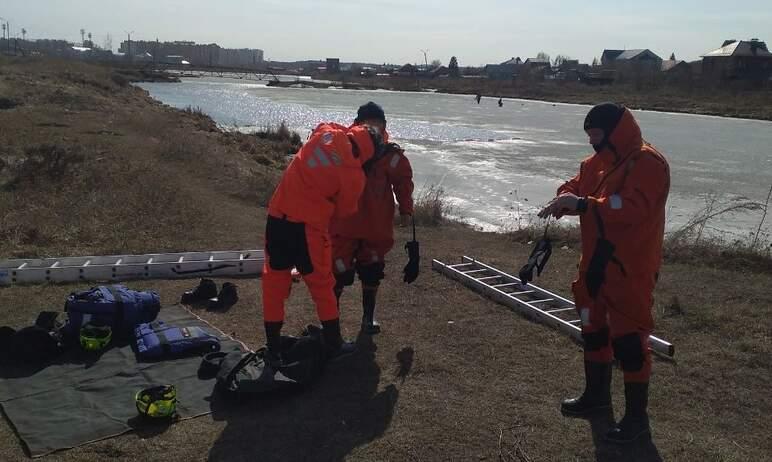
[
  {"xmin": 449, "ymin": 56, "xmax": 460, "ymax": 77},
  {"xmin": 592, "ymin": 57, "xmax": 599, "ymax": 66},
  {"xmin": 80, "ymin": 28, "xmax": 85, "ymax": 45},
  {"xmin": 21, "ymin": 28, "xmax": 27, "ymax": 41},
  {"xmin": 536, "ymin": 51, "xmax": 550, "ymax": 62},
  {"xmin": 103, "ymin": 34, "xmax": 113, "ymax": 51},
  {"xmin": 553, "ymin": 55, "xmax": 572, "ymax": 67},
  {"xmin": 430, "ymin": 59, "xmax": 442, "ymax": 68}
]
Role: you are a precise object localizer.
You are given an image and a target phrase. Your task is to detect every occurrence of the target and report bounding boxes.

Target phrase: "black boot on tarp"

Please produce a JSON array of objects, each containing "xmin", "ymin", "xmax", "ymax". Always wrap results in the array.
[
  {"xmin": 561, "ymin": 361, "xmax": 612, "ymax": 417},
  {"xmin": 606, "ymin": 382, "xmax": 651, "ymax": 444},
  {"xmin": 321, "ymin": 318, "xmax": 357, "ymax": 361}
]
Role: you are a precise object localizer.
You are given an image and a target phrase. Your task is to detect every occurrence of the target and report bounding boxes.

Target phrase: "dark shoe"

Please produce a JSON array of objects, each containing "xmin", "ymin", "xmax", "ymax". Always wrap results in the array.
[
  {"xmin": 181, "ymin": 279, "xmax": 218, "ymax": 305},
  {"xmin": 208, "ymin": 282, "xmax": 238, "ymax": 310},
  {"xmin": 321, "ymin": 318, "xmax": 357, "ymax": 361},
  {"xmin": 361, "ymin": 287, "xmax": 381, "ymax": 335},
  {"xmin": 561, "ymin": 361, "xmax": 612, "ymax": 417},
  {"xmin": 606, "ymin": 382, "xmax": 650, "ymax": 444}
]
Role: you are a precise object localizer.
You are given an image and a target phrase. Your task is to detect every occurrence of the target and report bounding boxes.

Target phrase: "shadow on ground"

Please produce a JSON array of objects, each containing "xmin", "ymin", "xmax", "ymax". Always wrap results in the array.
[{"xmin": 208, "ymin": 333, "xmax": 399, "ymax": 462}]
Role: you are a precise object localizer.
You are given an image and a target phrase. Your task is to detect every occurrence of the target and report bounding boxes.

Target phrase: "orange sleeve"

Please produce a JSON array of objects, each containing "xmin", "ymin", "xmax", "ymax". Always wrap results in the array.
[
  {"xmin": 389, "ymin": 152, "xmax": 414, "ymax": 215},
  {"xmin": 587, "ymin": 155, "xmax": 670, "ymax": 226},
  {"xmin": 557, "ymin": 161, "xmax": 583, "ymax": 196}
]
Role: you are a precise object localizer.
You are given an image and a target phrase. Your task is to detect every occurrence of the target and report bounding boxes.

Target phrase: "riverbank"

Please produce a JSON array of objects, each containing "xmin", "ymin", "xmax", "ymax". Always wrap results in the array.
[
  {"xmin": 1, "ymin": 57, "xmax": 771, "ymax": 461},
  {"xmin": 305, "ymin": 74, "xmax": 772, "ymax": 121}
]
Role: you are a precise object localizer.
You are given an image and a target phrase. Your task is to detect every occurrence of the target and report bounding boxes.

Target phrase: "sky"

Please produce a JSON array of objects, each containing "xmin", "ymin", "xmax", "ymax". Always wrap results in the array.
[{"xmin": 2, "ymin": 0, "xmax": 771, "ymax": 65}]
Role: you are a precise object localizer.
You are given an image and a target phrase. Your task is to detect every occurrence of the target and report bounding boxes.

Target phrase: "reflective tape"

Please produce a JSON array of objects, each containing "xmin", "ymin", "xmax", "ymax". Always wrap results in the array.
[
  {"xmin": 329, "ymin": 152, "xmax": 342, "ymax": 166},
  {"xmin": 580, "ymin": 308, "xmax": 591, "ymax": 327},
  {"xmin": 314, "ymin": 147, "xmax": 331, "ymax": 167},
  {"xmin": 335, "ymin": 259, "xmax": 347, "ymax": 273},
  {"xmin": 390, "ymin": 154, "xmax": 400, "ymax": 169},
  {"xmin": 609, "ymin": 194, "xmax": 623, "ymax": 210}
]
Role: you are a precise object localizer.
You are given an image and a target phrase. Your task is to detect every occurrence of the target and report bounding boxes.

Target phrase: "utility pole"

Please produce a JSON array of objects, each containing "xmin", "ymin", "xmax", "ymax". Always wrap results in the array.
[
  {"xmin": 420, "ymin": 49, "xmax": 429, "ymax": 70},
  {"xmin": 125, "ymin": 30, "xmax": 134, "ymax": 63}
]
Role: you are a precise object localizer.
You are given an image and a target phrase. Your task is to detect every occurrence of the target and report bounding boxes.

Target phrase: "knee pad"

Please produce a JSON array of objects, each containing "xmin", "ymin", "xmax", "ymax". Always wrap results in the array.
[
  {"xmin": 612, "ymin": 333, "xmax": 645, "ymax": 372},
  {"xmin": 334, "ymin": 269, "xmax": 355, "ymax": 289},
  {"xmin": 357, "ymin": 262, "xmax": 385, "ymax": 286},
  {"xmin": 582, "ymin": 327, "xmax": 609, "ymax": 352}
]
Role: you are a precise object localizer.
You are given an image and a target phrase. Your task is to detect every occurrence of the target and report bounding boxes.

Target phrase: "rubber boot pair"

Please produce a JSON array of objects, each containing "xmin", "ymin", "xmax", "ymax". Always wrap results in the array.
[{"xmin": 561, "ymin": 361, "xmax": 650, "ymax": 444}]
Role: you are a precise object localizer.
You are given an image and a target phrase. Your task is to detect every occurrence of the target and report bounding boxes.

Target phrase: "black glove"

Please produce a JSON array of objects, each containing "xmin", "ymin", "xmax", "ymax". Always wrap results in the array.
[
  {"xmin": 384, "ymin": 142, "xmax": 403, "ymax": 155},
  {"xmin": 518, "ymin": 238, "xmax": 552, "ymax": 285},
  {"xmin": 585, "ymin": 238, "xmax": 615, "ymax": 298},
  {"xmin": 403, "ymin": 240, "xmax": 420, "ymax": 283}
]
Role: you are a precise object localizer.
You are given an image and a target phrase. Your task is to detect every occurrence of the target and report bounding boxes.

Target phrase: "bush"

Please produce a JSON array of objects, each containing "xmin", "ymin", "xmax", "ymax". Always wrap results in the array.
[
  {"xmin": 413, "ymin": 184, "xmax": 452, "ymax": 226},
  {"xmin": 3, "ymin": 144, "xmax": 85, "ymax": 190}
]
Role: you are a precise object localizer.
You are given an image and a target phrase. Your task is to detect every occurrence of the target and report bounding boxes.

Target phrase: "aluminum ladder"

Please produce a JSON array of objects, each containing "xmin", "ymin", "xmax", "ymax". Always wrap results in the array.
[
  {"xmin": 432, "ymin": 256, "xmax": 674, "ymax": 357},
  {"xmin": 0, "ymin": 250, "xmax": 264, "ymax": 286}
]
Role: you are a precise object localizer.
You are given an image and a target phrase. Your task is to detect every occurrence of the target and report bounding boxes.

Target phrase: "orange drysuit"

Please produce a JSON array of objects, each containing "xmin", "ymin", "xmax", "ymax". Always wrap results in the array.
[
  {"xmin": 558, "ymin": 109, "xmax": 670, "ymax": 383},
  {"xmin": 330, "ymin": 138, "xmax": 414, "ymax": 280},
  {"xmin": 262, "ymin": 123, "xmax": 376, "ymax": 324}
]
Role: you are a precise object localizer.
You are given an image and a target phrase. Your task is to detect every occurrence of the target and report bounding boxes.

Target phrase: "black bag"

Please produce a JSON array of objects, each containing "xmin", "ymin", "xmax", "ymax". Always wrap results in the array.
[{"xmin": 213, "ymin": 326, "xmax": 327, "ymax": 395}]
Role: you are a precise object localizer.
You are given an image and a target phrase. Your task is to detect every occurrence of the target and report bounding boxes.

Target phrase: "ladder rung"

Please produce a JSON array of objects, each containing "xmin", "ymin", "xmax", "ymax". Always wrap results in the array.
[
  {"xmin": 477, "ymin": 276, "xmax": 501, "ymax": 281},
  {"xmin": 449, "ymin": 263, "xmax": 475, "ymax": 268},
  {"xmin": 568, "ymin": 319, "xmax": 581, "ymax": 324},
  {"xmin": 492, "ymin": 282, "xmax": 520, "ymax": 288},
  {"xmin": 508, "ymin": 290, "xmax": 534, "ymax": 296},
  {"xmin": 528, "ymin": 298, "xmax": 553, "ymax": 304},
  {"xmin": 546, "ymin": 307, "xmax": 575, "ymax": 314},
  {"xmin": 462, "ymin": 269, "xmax": 488, "ymax": 274}
]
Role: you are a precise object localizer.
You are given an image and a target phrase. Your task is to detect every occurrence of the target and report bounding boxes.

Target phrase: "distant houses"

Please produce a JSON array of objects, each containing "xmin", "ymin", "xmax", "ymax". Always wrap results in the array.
[{"xmin": 701, "ymin": 39, "xmax": 772, "ymax": 82}]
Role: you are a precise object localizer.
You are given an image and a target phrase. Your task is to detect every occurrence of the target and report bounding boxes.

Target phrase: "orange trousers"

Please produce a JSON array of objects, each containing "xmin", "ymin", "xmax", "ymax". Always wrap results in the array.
[
  {"xmin": 262, "ymin": 215, "xmax": 338, "ymax": 323},
  {"xmin": 572, "ymin": 270, "xmax": 656, "ymax": 383}
]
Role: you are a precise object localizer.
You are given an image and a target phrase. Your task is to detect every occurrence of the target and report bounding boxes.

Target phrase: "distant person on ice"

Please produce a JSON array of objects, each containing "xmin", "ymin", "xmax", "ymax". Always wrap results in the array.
[
  {"xmin": 262, "ymin": 119, "xmax": 386, "ymax": 360},
  {"xmin": 475, "ymin": 94, "xmax": 482, "ymax": 104},
  {"xmin": 538, "ymin": 103, "xmax": 670, "ymax": 444},
  {"xmin": 330, "ymin": 102, "xmax": 416, "ymax": 335},
  {"xmin": 498, "ymin": 98, "xmax": 503, "ymax": 107}
]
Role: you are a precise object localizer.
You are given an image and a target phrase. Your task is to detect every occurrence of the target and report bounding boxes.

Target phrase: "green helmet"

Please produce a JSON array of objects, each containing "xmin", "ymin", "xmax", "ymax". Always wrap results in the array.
[
  {"xmin": 79, "ymin": 323, "xmax": 112, "ymax": 352},
  {"xmin": 135, "ymin": 385, "xmax": 177, "ymax": 418}
]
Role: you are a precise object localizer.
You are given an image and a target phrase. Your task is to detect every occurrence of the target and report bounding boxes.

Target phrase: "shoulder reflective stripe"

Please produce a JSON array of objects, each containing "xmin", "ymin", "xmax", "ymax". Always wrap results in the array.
[
  {"xmin": 390, "ymin": 154, "xmax": 400, "ymax": 169},
  {"xmin": 314, "ymin": 147, "xmax": 331, "ymax": 167},
  {"xmin": 329, "ymin": 152, "xmax": 342, "ymax": 166},
  {"xmin": 580, "ymin": 308, "xmax": 591, "ymax": 327},
  {"xmin": 609, "ymin": 194, "xmax": 623, "ymax": 210},
  {"xmin": 335, "ymin": 259, "xmax": 347, "ymax": 273},
  {"xmin": 307, "ymin": 157, "xmax": 318, "ymax": 168}
]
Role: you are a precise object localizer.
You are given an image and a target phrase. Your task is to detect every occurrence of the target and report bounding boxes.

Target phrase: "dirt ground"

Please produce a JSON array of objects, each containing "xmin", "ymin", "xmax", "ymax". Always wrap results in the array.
[{"xmin": 1, "ymin": 57, "xmax": 770, "ymax": 462}]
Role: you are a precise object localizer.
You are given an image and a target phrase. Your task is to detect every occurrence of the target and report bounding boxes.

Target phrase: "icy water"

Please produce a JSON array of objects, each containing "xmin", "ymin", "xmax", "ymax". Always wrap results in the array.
[{"xmin": 139, "ymin": 78, "xmax": 772, "ymax": 236}]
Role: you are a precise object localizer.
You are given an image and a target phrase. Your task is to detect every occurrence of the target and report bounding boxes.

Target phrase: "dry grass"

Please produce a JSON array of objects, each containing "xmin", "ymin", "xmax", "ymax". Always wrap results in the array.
[
  {"xmin": 412, "ymin": 184, "xmax": 453, "ymax": 226},
  {"xmin": 0, "ymin": 56, "xmax": 771, "ymax": 462}
]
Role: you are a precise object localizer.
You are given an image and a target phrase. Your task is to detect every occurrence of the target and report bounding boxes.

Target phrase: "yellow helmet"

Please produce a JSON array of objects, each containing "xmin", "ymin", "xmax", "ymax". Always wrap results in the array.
[{"xmin": 135, "ymin": 385, "xmax": 177, "ymax": 418}]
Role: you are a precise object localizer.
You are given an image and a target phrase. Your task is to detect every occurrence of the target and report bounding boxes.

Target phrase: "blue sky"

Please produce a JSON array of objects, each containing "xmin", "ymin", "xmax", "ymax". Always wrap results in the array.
[{"xmin": 2, "ymin": 0, "xmax": 771, "ymax": 65}]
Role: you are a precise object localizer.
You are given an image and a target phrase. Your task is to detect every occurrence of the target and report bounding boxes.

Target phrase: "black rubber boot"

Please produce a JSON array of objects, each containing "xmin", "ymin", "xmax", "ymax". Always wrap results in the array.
[
  {"xmin": 361, "ymin": 286, "xmax": 381, "ymax": 335},
  {"xmin": 321, "ymin": 318, "xmax": 357, "ymax": 361},
  {"xmin": 606, "ymin": 382, "xmax": 650, "ymax": 444},
  {"xmin": 181, "ymin": 278, "xmax": 218, "ymax": 305},
  {"xmin": 208, "ymin": 282, "xmax": 239, "ymax": 311},
  {"xmin": 561, "ymin": 361, "xmax": 612, "ymax": 417},
  {"xmin": 263, "ymin": 321, "xmax": 283, "ymax": 365}
]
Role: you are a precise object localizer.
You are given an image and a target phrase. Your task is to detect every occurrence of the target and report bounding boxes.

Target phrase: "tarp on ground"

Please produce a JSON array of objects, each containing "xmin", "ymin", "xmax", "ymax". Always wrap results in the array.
[{"xmin": 0, "ymin": 305, "xmax": 245, "ymax": 458}]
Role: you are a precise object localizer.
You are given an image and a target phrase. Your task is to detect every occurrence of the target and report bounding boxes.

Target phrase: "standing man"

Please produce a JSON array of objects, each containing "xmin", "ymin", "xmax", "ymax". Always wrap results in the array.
[
  {"xmin": 330, "ymin": 102, "xmax": 415, "ymax": 334},
  {"xmin": 262, "ymin": 120, "xmax": 385, "ymax": 360},
  {"xmin": 538, "ymin": 103, "xmax": 670, "ymax": 443}
]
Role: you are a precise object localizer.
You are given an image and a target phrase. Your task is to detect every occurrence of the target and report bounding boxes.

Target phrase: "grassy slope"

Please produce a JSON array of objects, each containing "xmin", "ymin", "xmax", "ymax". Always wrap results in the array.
[{"xmin": 0, "ymin": 57, "xmax": 770, "ymax": 462}]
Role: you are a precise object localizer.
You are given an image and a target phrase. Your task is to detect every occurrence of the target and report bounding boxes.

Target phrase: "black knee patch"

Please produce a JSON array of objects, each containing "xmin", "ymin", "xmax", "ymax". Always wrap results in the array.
[
  {"xmin": 334, "ymin": 269, "xmax": 356, "ymax": 289},
  {"xmin": 582, "ymin": 327, "xmax": 609, "ymax": 351},
  {"xmin": 612, "ymin": 333, "xmax": 645, "ymax": 372},
  {"xmin": 357, "ymin": 262, "xmax": 385, "ymax": 286}
]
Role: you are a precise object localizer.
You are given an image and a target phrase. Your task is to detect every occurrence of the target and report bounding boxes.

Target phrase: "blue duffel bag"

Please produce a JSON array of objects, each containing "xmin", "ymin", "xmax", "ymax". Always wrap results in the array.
[
  {"xmin": 135, "ymin": 321, "xmax": 221, "ymax": 359},
  {"xmin": 64, "ymin": 285, "xmax": 161, "ymax": 340}
]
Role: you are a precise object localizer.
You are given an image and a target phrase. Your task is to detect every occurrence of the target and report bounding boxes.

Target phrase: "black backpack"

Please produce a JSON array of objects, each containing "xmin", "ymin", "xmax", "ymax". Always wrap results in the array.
[{"xmin": 211, "ymin": 326, "xmax": 327, "ymax": 395}]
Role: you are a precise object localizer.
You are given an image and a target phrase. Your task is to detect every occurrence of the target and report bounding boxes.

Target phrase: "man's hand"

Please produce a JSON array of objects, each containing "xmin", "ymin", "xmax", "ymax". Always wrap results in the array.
[
  {"xmin": 399, "ymin": 214, "xmax": 411, "ymax": 227},
  {"xmin": 538, "ymin": 193, "xmax": 580, "ymax": 219}
]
